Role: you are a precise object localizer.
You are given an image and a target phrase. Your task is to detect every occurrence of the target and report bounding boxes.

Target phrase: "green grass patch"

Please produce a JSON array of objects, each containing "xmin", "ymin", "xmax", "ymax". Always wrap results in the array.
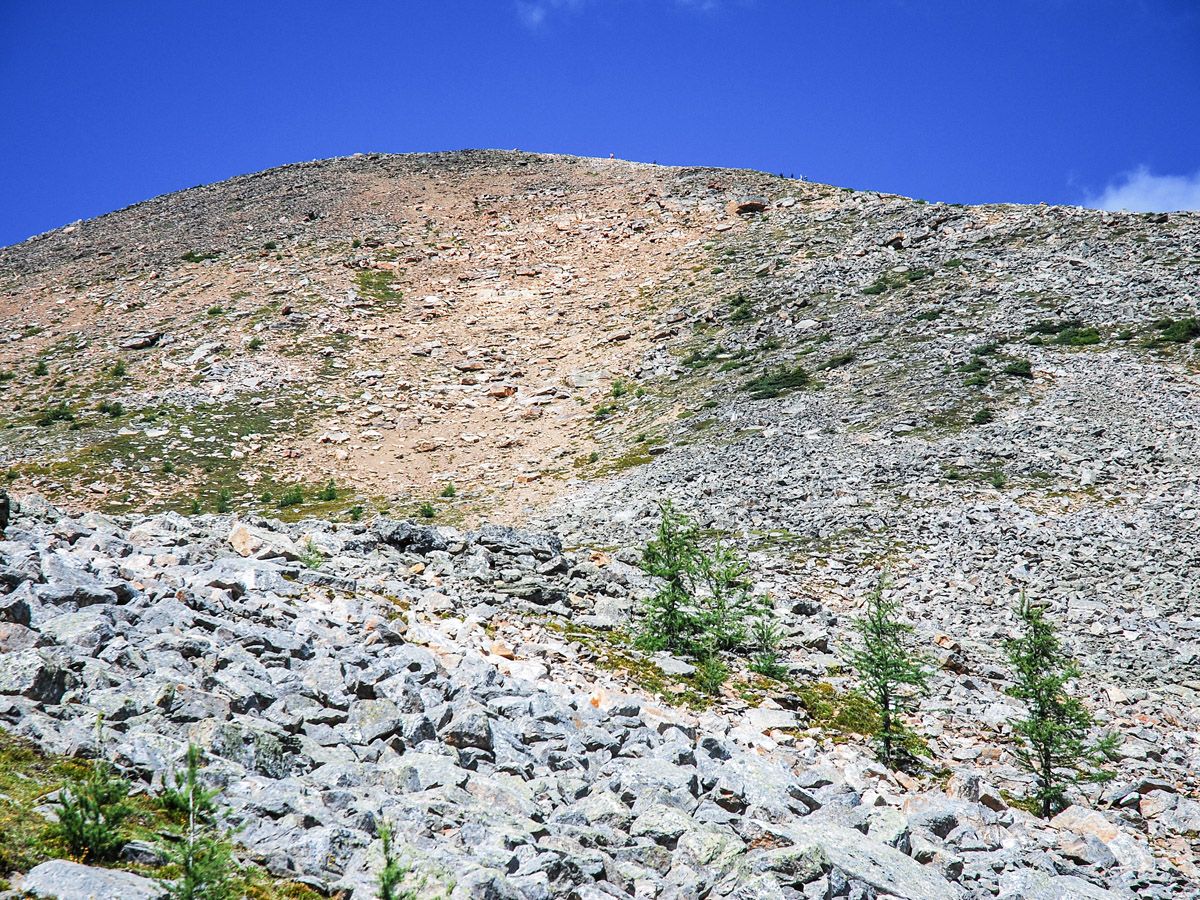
[
  {"xmin": 742, "ymin": 366, "xmax": 811, "ymax": 399},
  {"xmin": 355, "ymin": 269, "xmax": 403, "ymax": 304}
]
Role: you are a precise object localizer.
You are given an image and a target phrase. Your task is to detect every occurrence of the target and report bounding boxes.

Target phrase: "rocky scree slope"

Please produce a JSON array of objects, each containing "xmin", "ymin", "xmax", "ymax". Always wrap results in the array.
[
  {"xmin": 1, "ymin": 497, "xmax": 1196, "ymax": 900},
  {"xmin": 1, "ymin": 152, "xmax": 1200, "ymax": 898}
]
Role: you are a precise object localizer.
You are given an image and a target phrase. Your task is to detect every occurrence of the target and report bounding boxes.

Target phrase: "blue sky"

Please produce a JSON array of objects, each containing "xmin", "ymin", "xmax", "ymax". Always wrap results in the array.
[{"xmin": 2, "ymin": 1, "xmax": 1198, "ymax": 246}]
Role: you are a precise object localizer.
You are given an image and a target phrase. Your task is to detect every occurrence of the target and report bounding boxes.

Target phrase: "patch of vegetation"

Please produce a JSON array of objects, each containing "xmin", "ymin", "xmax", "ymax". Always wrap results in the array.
[
  {"xmin": 247, "ymin": 337, "xmax": 264, "ymax": 351},
  {"xmin": 206, "ymin": 306, "xmax": 225, "ymax": 317},
  {"xmin": 1028, "ymin": 319, "xmax": 1082, "ymax": 336},
  {"xmin": 439, "ymin": 482, "xmax": 456, "ymax": 499},
  {"xmin": 418, "ymin": 501, "xmax": 437, "ymax": 519},
  {"xmin": 299, "ymin": 538, "xmax": 324, "ymax": 570},
  {"xmin": 181, "ymin": 250, "xmax": 220, "ymax": 263},
  {"xmin": 33, "ymin": 360, "xmax": 49, "ymax": 377},
  {"xmin": 914, "ymin": 308, "xmax": 942, "ymax": 321},
  {"xmin": 276, "ymin": 485, "xmax": 304, "ymax": 508},
  {"xmin": 317, "ymin": 479, "xmax": 338, "ymax": 502},
  {"xmin": 36, "ymin": 402, "xmax": 75, "ymax": 426},
  {"xmin": 728, "ymin": 291, "xmax": 754, "ymax": 323},
  {"xmin": 817, "ymin": 351, "xmax": 855, "ymax": 371},
  {"xmin": 610, "ymin": 379, "xmax": 629, "ymax": 398},
  {"xmin": 1003, "ymin": 358, "xmax": 1033, "ymax": 378},
  {"xmin": 796, "ymin": 682, "xmax": 881, "ymax": 739},
  {"xmin": 861, "ymin": 267, "xmax": 933, "ymax": 295},
  {"xmin": 50, "ymin": 725, "xmax": 134, "ymax": 863},
  {"xmin": 972, "ymin": 407, "xmax": 994, "ymax": 425},
  {"xmin": 355, "ymin": 269, "xmax": 403, "ymax": 304},
  {"xmin": 1055, "ymin": 326, "xmax": 1101, "ymax": 347},
  {"xmin": 1150, "ymin": 316, "xmax": 1200, "ymax": 344},
  {"xmin": 97, "ymin": 400, "xmax": 124, "ymax": 418},
  {"xmin": 741, "ymin": 366, "xmax": 811, "ymax": 400}
]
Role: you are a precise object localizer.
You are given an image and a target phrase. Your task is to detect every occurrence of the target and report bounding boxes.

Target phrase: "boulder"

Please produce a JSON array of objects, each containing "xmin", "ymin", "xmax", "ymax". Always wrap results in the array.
[{"xmin": 20, "ymin": 860, "xmax": 163, "ymax": 899}]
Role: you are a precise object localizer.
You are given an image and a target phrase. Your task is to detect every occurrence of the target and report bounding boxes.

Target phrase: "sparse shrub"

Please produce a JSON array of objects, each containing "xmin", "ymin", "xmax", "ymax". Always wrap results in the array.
[
  {"xmin": 610, "ymin": 379, "xmax": 628, "ymax": 398},
  {"xmin": 318, "ymin": 479, "xmax": 338, "ymax": 502},
  {"xmin": 1153, "ymin": 317, "xmax": 1200, "ymax": 344},
  {"xmin": 247, "ymin": 337, "xmax": 263, "ymax": 351},
  {"xmin": 592, "ymin": 403, "xmax": 617, "ymax": 420},
  {"xmin": 587, "ymin": 450, "xmax": 600, "ymax": 463},
  {"xmin": 351, "ymin": 238, "xmax": 361, "ymax": 249},
  {"xmin": 729, "ymin": 291, "xmax": 753, "ymax": 322},
  {"xmin": 915, "ymin": 309, "xmax": 941, "ymax": 321},
  {"xmin": 258, "ymin": 489, "xmax": 273, "ymax": 504},
  {"xmin": 695, "ymin": 656, "xmax": 729, "ymax": 695},
  {"xmin": 50, "ymin": 717, "xmax": 132, "ymax": 863},
  {"xmin": 189, "ymin": 497, "xmax": 202, "ymax": 515},
  {"xmin": 162, "ymin": 460, "xmax": 176, "ymax": 474},
  {"xmin": 0, "ymin": 370, "xmax": 13, "ymax": 382},
  {"xmin": 215, "ymin": 489, "xmax": 231, "ymax": 514},
  {"xmin": 818, "ymin": 351, "xmax": 855, "ymax": 371},
  {"xmin": 1005, "ymin": 593, "xmax": 1120, "ymax": 818},
  {"xmin": 742, "ymin": 366, "xmax": 810, "ymax": 400},
  {"xmin": 206, "ymin": 305, "xmax": 224, "ymax": 317},
  {"xmin": 33, "ymin": 360, "xmax": 48, "ymax": 376},
  {"xmin": 972, "ymin": 407, "xmax": 994, "ymax": 425},
  {"xmin": 347, "ymin": 505, "xmax": 364, "ymax": 522},
  {"xmin": 861, "ymin": 268, "xmax": 932, "ymax": 296},
  {"xmin": 110, "ymin": 359, "xmax": 127, "ymax": 377},
  {"xmin": 181, "ymin": 250, "xmax": 219, "ymax": 263},
  {"xmin": 36, "ymin": 402, "xmax": 74, "ymax": 426},
  {"xmin": 439, "ymin": 482, "xmax": 456, "ymax": 499},
  {"xmin": 263, "ymin": 241, "xmax": 277, "ymax": 250},
  {"xmin": 1004, "ymin": 358, "xmax": 1032, "ymax": 378},
  {"xmin": 1029, "ymin": 319, "xmax": 1081, "ymax": 336},
  {"xmin": 971, "ymin": 341, "xmax": 1000, "ymax": 356},
  {"xmin": 299, "ymin": 538, "xmax": 324, "ymax": 570},
  {"xmin": 97, "ymin": 400, "xmax": 124, "ymax": 418},
  {"xmin": 277, "ymin": 485, "xmax": 304, "ymax": 508},
  {"xmin": 1056, "ymin": 326, "xmax": 1101, "ymax": 346},
  {"xmin": 418, "ymin": 501, "xmax": 436, "ymax": 519},
  {"xmin": 848, "ymin": 578, "xmax": 930, "ymax": 768},
  {"xmin": 989, "ymin": 470, "xmax": 1007, "ymax": 489}
]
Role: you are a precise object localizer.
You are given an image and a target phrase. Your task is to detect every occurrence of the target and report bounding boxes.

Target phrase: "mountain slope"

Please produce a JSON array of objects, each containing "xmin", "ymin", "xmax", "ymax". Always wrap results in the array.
[{"xmin": 2, "ymin": 152, "xmax": 1200, "ymax": 898}]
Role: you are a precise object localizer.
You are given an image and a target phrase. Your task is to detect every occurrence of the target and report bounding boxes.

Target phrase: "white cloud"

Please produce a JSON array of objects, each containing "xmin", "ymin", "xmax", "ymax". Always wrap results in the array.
[{"xmin": 1086, "ymin": 166, "xmax": 1200, "ymax": 213}]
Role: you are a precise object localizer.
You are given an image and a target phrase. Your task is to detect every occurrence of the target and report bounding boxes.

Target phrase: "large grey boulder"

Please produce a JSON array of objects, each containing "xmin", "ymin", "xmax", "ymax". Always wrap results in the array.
[
  {"xmin": 0, "ymin": 647, "xmax": 71, "ymax": 702},
  {"xmin": 20, "ymin": 860, "xmax": 163, "ymax": 899},
  {"xmin": 764, "ymin": 819, "xmax": 961, "ymax": 900}
]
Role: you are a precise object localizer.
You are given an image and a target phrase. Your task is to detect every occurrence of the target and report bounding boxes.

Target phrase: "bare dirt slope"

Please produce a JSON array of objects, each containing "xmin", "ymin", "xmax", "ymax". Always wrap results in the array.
[{"xmin": 0, "ymin": 151, "xmax": 784, "ymax": 521}]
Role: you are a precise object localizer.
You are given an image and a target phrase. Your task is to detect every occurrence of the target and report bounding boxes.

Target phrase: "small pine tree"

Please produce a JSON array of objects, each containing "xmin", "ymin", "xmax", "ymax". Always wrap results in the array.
[
  {"xmin": 51, "ymin": 716, "xmax": 133, "ymax": 862},
  {"xmin": 1006, "ymin": 592, "xmax": 1119, "ymax": 819},
  {"xmin": 694, "ymin": 539, "xmax": 754, "ymax": 652},
  {"xmin": 160, "ymin": 744, "xmax": 236, "ymax": 900},
  {"xmin": 377, "ymin": 820, "xmax": 406, "ymax": 900},
  {"xmin": 848, "ymin": 578, "xmax": 930, "ymax": 768},
  {"xmin": 161, "ymin": 744, "xmax": 219, "ymax": 822},
  {"xmin": 638, "ymin": 501, "xmax": 702, "ymax": 653},
  {"xmin": 749, "ymin": 608, "xmax": 788, "ymax": 679}
]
